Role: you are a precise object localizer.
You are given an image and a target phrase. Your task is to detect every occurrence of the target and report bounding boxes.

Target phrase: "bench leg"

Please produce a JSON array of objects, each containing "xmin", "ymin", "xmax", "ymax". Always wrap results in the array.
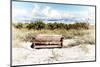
[{"xmin": 31, "ymin": 42, "xmax": 35, "ymax": 48}]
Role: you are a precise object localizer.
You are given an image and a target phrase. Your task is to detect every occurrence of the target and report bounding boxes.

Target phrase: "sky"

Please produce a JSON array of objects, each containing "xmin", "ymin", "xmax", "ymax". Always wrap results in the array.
[{"xmin": 12, "ymin": 1, "xmax": 95, "ymax": 24}]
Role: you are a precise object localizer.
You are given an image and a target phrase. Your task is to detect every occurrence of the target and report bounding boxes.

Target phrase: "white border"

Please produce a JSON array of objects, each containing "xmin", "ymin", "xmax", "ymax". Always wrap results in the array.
[{"xmin": 0, "ymin": 0, "xmax": 100, "ymax": 67}]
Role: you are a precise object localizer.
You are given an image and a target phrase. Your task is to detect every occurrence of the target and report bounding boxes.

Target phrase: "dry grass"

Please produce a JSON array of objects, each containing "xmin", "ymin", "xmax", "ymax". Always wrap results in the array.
[
  {"xmin": 12, "ymin": 25, "xmax": 95, "ymax": 48},
  {"xmin": 12, "ymin": 25, "xmax": 95, "ymax": 65}
]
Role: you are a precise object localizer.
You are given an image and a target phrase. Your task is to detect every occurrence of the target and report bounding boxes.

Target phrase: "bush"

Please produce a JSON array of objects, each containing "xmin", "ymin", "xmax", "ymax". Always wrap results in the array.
[
  {"xmin": 34, "ymin": 20, "xmax": 45, "ymax": 30},
  {"xmin": 26, "ymin": 23, "xmax": 35, "ymax": 30},
  {"xmin": 14, "ymin": 23, "xmax": 23, "ymax": 29},
  {"xmin": 13, "ymin": 21, "xmax": 89, "ymax": 30}
]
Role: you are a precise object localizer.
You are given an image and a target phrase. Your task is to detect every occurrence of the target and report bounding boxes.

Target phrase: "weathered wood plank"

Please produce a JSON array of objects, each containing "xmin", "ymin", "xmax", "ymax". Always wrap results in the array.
[
  {"xmin": 31, "ymin": 34, "xmax": 64, "ymax": 48},
  {"xmin": 35, "ymin": 34, "xmax": 63, "ymax": 42}
]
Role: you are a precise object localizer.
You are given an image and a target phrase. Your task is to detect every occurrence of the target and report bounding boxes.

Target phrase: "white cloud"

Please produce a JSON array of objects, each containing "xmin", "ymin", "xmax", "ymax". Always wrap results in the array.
[
  {"xmin": 42, "ymin": 6, "xmax": 62, "ymax": 18},
  {"xmin": 77, "ymin": 7, "xmax": 95, "ymax": 20},
  {"xmin": 13, "ymin": 4, "xmax": 75, "ymax": 19},
  {"xmin": 42, "ymin": 6, "xmax": 75, "ymax": 19},
  {"xmin": 42, "ymin": 6, "xmax": 61, "ymax": 18},
  {"xmin": 12, "ymin": 8, "xmax": 32, "ymax": 22},
  {"xmin": 32, "ymin": 8, "xmax": 37, "ymax": 16},
  {"xmin": 13, "ymin": 3, "xmax": 95, "ymax": 24},
  {"xmin": 63, "ymin": 12, "xmax": 75, "ymax": 18},
  {"xmin": 88, "ymin": 7, "xmax": 95, "ymax": 20},
  {"xmin": 12, "ymin": 8, "xmax": 28, "ymax": 18},
  {"xmin": 42, "ymin": 6, "xmax": 51, "ymax": 17},
  {"xmin": 32, "ymin": 4, "xmax": 40, "ymax": 16},
  {"xmin": 49, "ymin": 10, "xmax": 61, "ymax": 18},
  {"xmin": 42, "ymin": 6, "xmax": 95, "ymax": 21}
]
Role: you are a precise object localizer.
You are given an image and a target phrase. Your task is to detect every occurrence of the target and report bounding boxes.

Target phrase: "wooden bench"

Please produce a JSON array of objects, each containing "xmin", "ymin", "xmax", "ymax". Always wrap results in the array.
[{"xmin": 31, "ymin": 34, "xmax": 64, "ymax": 48}]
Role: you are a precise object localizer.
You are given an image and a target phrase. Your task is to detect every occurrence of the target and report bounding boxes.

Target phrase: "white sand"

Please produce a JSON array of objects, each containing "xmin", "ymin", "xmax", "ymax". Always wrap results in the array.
[{"xmin": 12, "ymin": 40, "xmax": 95, "ymax": 65}]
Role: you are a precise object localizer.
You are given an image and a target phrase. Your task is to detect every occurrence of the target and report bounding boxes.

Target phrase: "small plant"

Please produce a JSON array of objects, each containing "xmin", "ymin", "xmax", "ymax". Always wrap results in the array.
[
  {"xmin": 14, "ymin": 23, "xmax": 23, "ymax": 29},
  {"xmin": 79, "ymin": 44, "xmax": 89, "ymax": 54},
  {"xmin": 50, "ymin": 49, "xmax": 61, "ymax": 61}
]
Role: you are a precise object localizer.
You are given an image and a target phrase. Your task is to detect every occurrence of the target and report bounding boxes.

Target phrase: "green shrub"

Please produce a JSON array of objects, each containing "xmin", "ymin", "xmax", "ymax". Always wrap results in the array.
[
  {"xmin": 13, "ymin": 21, "xmax": 89, "ymax": 30},
  {"xmin": 14, "ymin": 23, "xmax": 23, "ymax": 29}
]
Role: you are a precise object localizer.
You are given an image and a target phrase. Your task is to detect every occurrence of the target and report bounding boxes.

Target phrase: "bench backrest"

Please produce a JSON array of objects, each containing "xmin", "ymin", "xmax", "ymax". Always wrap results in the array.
[{"xmin": 35, "ymin": 34, "xmax": 63, "ymax": 42}]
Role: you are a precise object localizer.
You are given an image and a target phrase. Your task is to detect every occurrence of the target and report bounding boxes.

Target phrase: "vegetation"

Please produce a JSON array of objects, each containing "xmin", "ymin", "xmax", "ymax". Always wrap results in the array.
[
  {"xmin": 12, "ymin": 20, "xmax": 95, "ymax": 48},
  {"xmin": 13, "ymin": 20, "xmax": 89, "ymax": 30}
]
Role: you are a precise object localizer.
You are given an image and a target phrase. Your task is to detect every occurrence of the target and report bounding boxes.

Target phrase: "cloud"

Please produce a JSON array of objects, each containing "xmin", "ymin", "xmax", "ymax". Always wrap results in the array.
[
  {"xmin": 49, "ymin": 10, "xmax": 61, "ymax": 18},
  {"xmin": 76, "ymin": 7, "xmax": 95, "ymax": 20},
  {"xmin": 42, "ymin": 6, "xmax": 51, "ymax": 17},
  {"xmin": 13, "ymin": 4, "xmax": 77, "ymax": 20},
  {"xmin": 63, "ymin": 12, "xmax": 75, "ymax": 18},
  {"xmin": 12, "ymin": 8, "xmax": 33, "ymax": 23},
  {"xmin": 31, "ymin": 5, "xmax": 95, "ymax": 21},
  {"xmin": 41, "ymin": 6, "xmax": 75, "ymax": 19},
  {"xmin": 32, "ymin": 8, "xmax": 37, "ymax": 16},
  {"xmin": 32, "ymin": 4, "xmax": 40, "ymax": 16},
  {"xmin": 42, "ymin": 6, "xmax": 61, "ymax": 18},
  {"xmin": 12, "ymin": 8, "xmax": 28, "ymax": 18},
  {"xmin": 13, "ymin": 3, "xmax": 95, "ymax": 24},
  {"xmin": 88, "ymin": 7, "xmax": 95, "ymax": 20}
]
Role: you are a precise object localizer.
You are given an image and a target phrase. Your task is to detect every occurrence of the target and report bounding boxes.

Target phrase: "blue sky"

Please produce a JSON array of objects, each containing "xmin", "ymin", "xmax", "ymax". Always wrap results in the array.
[{"xmin": 12, "ymin": 1, "xmax": 95, "ymax": 24}]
